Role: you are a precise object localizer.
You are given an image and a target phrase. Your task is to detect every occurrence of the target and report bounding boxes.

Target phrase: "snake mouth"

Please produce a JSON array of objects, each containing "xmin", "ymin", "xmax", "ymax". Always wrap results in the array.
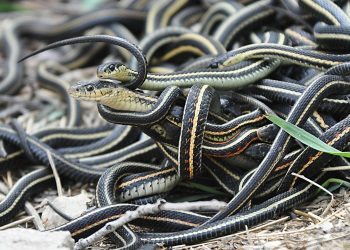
[
  {"xmin": 67, "ymin": 86, "xmax": 79, "ymax": 97},
  {"xmin": 67, "ymin": 86, "xmax": 98, "ymax": 100}
]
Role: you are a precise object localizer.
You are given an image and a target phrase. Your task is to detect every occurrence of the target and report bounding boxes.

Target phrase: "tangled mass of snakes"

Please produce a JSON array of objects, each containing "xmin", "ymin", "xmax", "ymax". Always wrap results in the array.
[{"xmin": 1, "ymin": 0, "xmax": 350, "ymax": 248}]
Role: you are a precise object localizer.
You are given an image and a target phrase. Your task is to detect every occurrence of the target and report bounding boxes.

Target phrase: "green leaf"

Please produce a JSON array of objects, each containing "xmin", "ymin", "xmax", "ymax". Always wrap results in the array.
[{"xmin": 266, "ymin": 115, "xmax": 350, "ymax": 158}]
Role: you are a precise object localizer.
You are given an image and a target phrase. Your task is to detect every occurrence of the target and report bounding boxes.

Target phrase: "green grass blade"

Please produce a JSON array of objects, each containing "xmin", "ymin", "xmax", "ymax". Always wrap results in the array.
[
  {"xmin": 0, "ymin": 2, "xmax": 25, "ymax": 11},
  {"xmin": 266, "ymin": 115, "xmax": 350, "ymax": 158},
  {"xmin": 318, "ymin": 178, "xmax": 350, "ymax": 194}
]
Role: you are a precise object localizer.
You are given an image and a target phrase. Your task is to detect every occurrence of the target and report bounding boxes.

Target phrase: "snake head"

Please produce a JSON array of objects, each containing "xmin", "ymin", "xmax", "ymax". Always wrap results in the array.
[
  {"xmin": 96, "ymin": 62, "xmax": 137, "ymax": 82},
  {"xmin": 68, "ymin": 80, "xmax": 116, "ymax": 101}
]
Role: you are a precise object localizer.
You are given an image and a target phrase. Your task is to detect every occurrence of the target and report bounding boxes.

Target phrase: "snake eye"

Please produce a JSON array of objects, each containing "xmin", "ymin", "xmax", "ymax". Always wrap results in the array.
[
  {"xmin": 108, "ymin": 64, "xmax": 115, "ymax": 71},
  {"xmin": 86, "ymin": 85, "xmax": 94, "ymax": 92},
  {"xmin": 209, "ymin": 61, "xmax": 219, "ymax": 69}
]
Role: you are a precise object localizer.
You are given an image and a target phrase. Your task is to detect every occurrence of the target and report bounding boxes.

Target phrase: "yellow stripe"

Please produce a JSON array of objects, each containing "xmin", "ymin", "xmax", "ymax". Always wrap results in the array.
[
  {"xmin": 224, "ymin": 48, "xmax": 340, "ymax": 68},
  {"xmin": 301, "ymin": 0, "xmax": 340, "ymax": 25},
  {"xmin": 118, "ymin": 167, "xmax": 176, "ymax": 188},
  {"xmin": 188, "ymin": 86, "xmax": 209, "ymax": 178}
]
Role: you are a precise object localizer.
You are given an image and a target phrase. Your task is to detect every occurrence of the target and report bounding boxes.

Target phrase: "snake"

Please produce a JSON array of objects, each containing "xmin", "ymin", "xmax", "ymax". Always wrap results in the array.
[{"xmin": 0, "ymin": 0, "xmax": 349, "ymax": 249}]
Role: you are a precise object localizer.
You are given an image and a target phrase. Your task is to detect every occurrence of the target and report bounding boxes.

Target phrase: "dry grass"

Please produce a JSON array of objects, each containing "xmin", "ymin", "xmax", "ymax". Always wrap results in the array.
[{"xmin": 173, "ymin": 189, "xmax": 350, "ymax": 250}]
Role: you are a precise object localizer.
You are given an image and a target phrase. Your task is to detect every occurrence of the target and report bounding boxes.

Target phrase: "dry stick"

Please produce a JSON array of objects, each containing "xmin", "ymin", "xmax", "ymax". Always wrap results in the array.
[
  {"xmin": 319, "ymin": 206, "xmax": 346, "ymax": 225},
  {"xmin": 24, "ymin": 202, "xmax": 45, "ymax": 231},
  {"xmin": 0, "ymin": 216, "xmax": 35, "ymax": 230},
  {"xmin": 306, "ymin": 232, "xmax": 350, "ymax": 247},
  {"xmin": 46, "ymin": 149, "xmax": 63, "ymax": 197},
  {"xmin": 293, "ymin": 209, "xmax": 320, "ymax": 224},
  {"xmin": 344, "ymin": 205, "xmax": 350, "ymax": 216},
  {"xmin": 308, "ymin": 212, "xmax": 323, "ymax": 222},
  {"xmin": 291, "ymin": 173, "xmax": 333, "ymax": 217},
  {"xmin": 0, "ymin": 140, "xmax": 7, "ymax": 158},
  {"xmin": 0, "ymin": 180, "xmax": 9, "ymax": 195},
  {"xmin": 244, "ymin": 206, "xmax": 348, "ymax": 240},
  {"xmin": 323, "ymin": 166, "xmax": 350, "ymax": 171},
  {"xmin": 74, "ymin": 199, "xmax": 227, "ymax": 250},
  {"xmin": 6, "ymin": 171, "xmax": 13, "ymax": 188},
  {"xmin": 245, "ymin": 225, "xmax": 254, "ymax": 246},
  {"xmin": 26, "ymin": 116, "xmax": 34, "ymax": 135}
]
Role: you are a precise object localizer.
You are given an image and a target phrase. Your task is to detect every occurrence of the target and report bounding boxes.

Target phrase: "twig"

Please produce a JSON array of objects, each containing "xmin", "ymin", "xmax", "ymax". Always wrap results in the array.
[
  {"xmin": 74, "ymin": 199, "xmax": 227, "ymax": 250},
  {"xmin": 307, "ymin": 212, "xmax": 323, "ymax": 223},
  {"xmin": 46, "ymin": 149, "xmax": 63, "ymax": 197},
  {"xmin": 292, "ymin": 173, "xmax": 333, "ymax": 217},
  {"xmin": 293, "ymin": 209, "xmax": 320, "ymax": 224},
  {"xmin": 344, "ymin": 205, "xmax": 350, "ymax": 216},
  {"xmin": 24, "ymin": 201, "xmax": 45, "ymax": 231},
  {"xmin": 306, "ymin": 232, "xmax": 350, "ymax": 247},
  {"xmin": 323, "ymin": 166, "xmax": 350, "ymax": 171},
  {"xmin": 316, "ymin": 206, "xmax": 345, "ymax": 225},
  {"xmin": 0, "ymin": 181, "xmax": 9, "ymax": 195},
  {"xmin": 0, "ymin": 140, "xmax": 7, "ymax": 157},
  {"xmin": 245, "ymin": 225, "xmax": 253, "ymax": 245},
  {"xmin": 6, "ymin": 171, "xmax": 13, "ymax": 189},
  {"xmin": 26, "ymin": 116, "xmax": 34, "ymax": 134},
  {"xmin": 0, "ymin": 216, "xmax": 34, "ymax": 230}
]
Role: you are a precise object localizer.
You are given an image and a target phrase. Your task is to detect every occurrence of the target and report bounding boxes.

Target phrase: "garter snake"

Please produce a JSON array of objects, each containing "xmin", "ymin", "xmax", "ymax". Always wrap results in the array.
[
  {"xmin": 0, "ymin": 125, "xmax": 138, "ymax": 168},
  {"xmin": 4, "ymin": 1, "xmax": 350, "ymax": 248},
  {"xmin": 298, "ymin": 0, "xmax": 350, "ymax": 49},
  {"xmin": 68, "ymin": 80, "xmax": 276, "ymax": 152},
  {"xmin": 1, "ymin": 7, "xmax": 145, "ymax": 94},
  {"xmin": 19, "ymin": 35, "xmax": 147, "ymax": 90},
  {"xmin": 138, "ymin": 178, "xmax": 323, "ymax": 246},
  {"xmin": 248, "ymin": 79, "xmax": 350, "ymax": 113},
  {"xmin": 0, "ymin": 168, "xmax": 54, "ymax": 226},
  {"xmin": 205, "ymin": 75, "xmax": 350, "ymax": 223},
  {"xmin": 67, "ymin": 79, "xmax": 283, "ymax": 209},
  {"xmin": 199, "ymin": 1, "xmax": 240, "ymax": 35},
  {"xmin": 37, "ymin": 62, "xmax": 81, "ymax": 128},
  {"xmin": 128, "ymin": 27, "xmax": 225, "ymax": 70},
  {"xmin": 210, "ymin": 43, "xmax": 350, "ymax": 70},
  {"xmin": 49, "ymin": 177, "xmax": 324, "ymax": 246},
  {"xmin": 213, "ymin": 0, "xmax": 275, "ymax": 48},
  {"xmin": 146, "ymin": 0, "xmax": 191, "ymax": 34},
  {"xmin": 281, "ymin": 115, "xmax": 350, "ymax": 191},
  {"xmin": 21, "ymin": 32, "xmax": 285, "ymax": 91},
  {"xmin": 0, "ymin": 125, "xmax": 104, "ymax": 181},
  {"xmin": 97, "ymin": 31, "xmax": 286, "ymax": 90}
]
